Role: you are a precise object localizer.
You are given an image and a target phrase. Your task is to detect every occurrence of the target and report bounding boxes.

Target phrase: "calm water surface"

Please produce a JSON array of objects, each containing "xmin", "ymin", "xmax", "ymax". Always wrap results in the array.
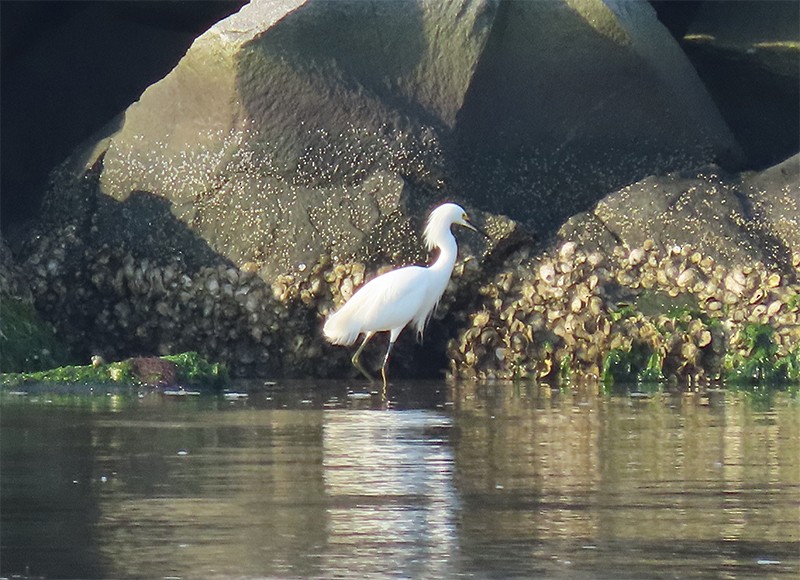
[{"xmin": 1, "ymin": 381, "xmax": 798, "ymax": 578}]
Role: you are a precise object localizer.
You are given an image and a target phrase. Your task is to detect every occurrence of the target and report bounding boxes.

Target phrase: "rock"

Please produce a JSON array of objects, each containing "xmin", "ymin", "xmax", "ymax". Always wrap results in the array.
[
  {"xmin": 130, "ymin": 357, "xmax": 178, "ymax": 387},
  {"xmin": 681, "ymin": 1, "xmax": 799, "ymax": 168},
  {"xmin": 40, "ymin": 0, "xmax": 738, "ymax": 281},
  {"xmin": 78, "ymin": 0, "xmax": 497, "ymax": 280},
  {"xmin": 0, "ymin": 235, "xmax": 32, "ymax": 304},
  {"xmin": 6, "ymin": 0, "xmax": 795, "ymax": 380},
  {"xmin": 452, "ymin": 0, "xmax": 741, "ymax": 231},
  {"xmin": 739, "ymin": 154, "xmax": 800, "ymax": 265},
  {"xmin": 558, "ymin": 159, "xmax": 796, "ymax": 271},
  {"xmin": 0, "ymin": 234, "xmax": 72, "ymax": 373}
]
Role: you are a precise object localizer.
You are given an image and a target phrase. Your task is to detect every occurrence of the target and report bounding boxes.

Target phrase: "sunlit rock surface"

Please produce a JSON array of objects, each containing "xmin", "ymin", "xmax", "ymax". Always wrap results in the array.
[
  {"xmin": 88, "ymin": 0, "xmax": 497, "ymax": 279},
  {"xmin": 65, "ymin": 0, "xmax": 739, "ymax": 278},
  {"xmin": 559, "ymin": 154, "xmax": 800, "ymax": 270}
]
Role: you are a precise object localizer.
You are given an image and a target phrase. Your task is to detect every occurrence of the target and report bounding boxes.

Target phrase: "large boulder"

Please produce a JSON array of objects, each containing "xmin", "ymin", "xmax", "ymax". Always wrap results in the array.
[
  {"xmin": 57, "ymin": 0, "xmax": 740, "ymax": 279},
  {"xmin": 84, "ymin": 0, "xmax": 498, "ymax": 280},
  {"xmin": 450, "ymin": 0, "xmax": 741, "ymax": 230}
]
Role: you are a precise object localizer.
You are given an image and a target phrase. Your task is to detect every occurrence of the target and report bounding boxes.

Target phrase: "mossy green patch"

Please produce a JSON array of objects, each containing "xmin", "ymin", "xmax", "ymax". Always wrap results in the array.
[
  {"xmin": 0, "ymin": 297, "xmax": 73, "ymax": 372},
  {"xmin": 0, "ymin": 359, "xmax": 133, "ymax": 387},
  {"xmin": 609, "ymin": 303, "xmax": 638, "ymax": 322},
  {"xmin": 602, "ymin": 342, "xmax": 663, "ymax": 391},
  {"xmin": 163, "ymin": 352, "xmax": 229, "ymax": 388},
  {"xmin": 0, "ymin": 352, "xmax": 228, "ymax": 390},
  {"xmin": 557, "ymin": 354, "xmax": 573, "ymax": 383},
  {"xmin": 723, "ymin": 323, "xmax": 800, "ymax": 386}
]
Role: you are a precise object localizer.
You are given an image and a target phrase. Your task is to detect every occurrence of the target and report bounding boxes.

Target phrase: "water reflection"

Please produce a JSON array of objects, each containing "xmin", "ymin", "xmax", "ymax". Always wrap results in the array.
[
  {"xmin": 451, "ymin": 383, "xmax": 800, "ymax": 578},
  {"xmin": 322, "ymin": 411, "xmax": 456, "ymax": 577},
  {"xmin": 1, "ymin": 382, "xmax": 798, "ymax": 578}
]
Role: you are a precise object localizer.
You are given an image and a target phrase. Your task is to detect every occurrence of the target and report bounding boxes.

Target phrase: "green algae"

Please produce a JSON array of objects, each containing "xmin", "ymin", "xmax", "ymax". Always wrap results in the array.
[
  {"xmin": 724, "ymin": 323, "xmax": 800, "ymax": 386},
  {"xmin": 162, "ymin": 352, "xmax": 229, "ymax": 388},
  {"xmin": 601, "ymin": 342, "xmax": 663, "ymax": 391},
  {"xmin": 0, "ymin": 351, "xmax": 228, "ymax": 390}
]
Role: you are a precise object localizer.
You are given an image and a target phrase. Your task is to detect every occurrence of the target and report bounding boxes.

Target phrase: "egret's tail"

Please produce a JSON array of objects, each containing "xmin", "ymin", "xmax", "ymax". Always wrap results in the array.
[{"xmin": 323, "ymin": 307, "xmax": 361, "ymax": 346}]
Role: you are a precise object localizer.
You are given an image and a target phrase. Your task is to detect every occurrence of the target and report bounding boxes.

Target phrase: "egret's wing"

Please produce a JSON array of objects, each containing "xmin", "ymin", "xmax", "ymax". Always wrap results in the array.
[
  {"xmin": 358, "ymin": 267, "xmax": 429, "ymax": 331},
  {"xmin": 323, "ymin": 266, "xmax": 428, "ymax": 345}
]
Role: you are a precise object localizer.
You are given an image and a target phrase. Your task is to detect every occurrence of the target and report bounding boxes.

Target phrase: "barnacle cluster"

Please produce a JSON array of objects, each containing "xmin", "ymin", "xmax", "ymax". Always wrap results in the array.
[{"xmin": 449, "ymin": 239, "xmax": 800, "ymax": 386}]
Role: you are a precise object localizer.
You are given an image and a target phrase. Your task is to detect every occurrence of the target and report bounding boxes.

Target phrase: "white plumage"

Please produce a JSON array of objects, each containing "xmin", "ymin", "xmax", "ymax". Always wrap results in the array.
[{"xmin": 323, "ymin": 203, "xmax": 483, "ymax": 386}]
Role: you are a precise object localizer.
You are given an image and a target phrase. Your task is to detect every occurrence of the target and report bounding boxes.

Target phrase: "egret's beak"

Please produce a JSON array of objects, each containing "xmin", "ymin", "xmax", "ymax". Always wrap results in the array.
[{"xmin": 463, "ymin": 215, "xmax": 490, "ymax": 240}]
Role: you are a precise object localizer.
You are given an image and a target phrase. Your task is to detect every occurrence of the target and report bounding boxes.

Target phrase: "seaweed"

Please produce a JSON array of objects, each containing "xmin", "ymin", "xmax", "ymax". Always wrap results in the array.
[
  {"xmin": 163, "ymin": 352, "xmax": 229, "ymax": 388},
  {"xmin": 0, "ymin": 352, "xmax": 228, "ymax": 390},
  {"xmin": 602, "ymin": 342, "xmax": 663, "ymax": 391},
  {"xmin": 723, "ymin": 323, "xmax": 800, "ymax": 386}
]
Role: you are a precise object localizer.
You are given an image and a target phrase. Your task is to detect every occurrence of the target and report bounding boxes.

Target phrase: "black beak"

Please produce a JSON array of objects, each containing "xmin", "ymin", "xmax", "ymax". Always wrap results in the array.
[{"xmin": 464, "ymin": 217, "xmax": 491, "ymax": 240}]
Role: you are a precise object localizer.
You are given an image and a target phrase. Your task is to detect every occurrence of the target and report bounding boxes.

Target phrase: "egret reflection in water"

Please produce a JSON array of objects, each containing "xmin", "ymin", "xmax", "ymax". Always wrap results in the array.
[{"xmin": 322, "ymin": 410, "xmax": 458, "ymax": 577}]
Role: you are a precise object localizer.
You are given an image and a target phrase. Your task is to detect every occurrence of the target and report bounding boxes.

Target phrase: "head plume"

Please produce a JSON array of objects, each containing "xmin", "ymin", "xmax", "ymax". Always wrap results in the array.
[{"xmin": 423, "ymin": 203, "xmax": 467, "ymax": 251}]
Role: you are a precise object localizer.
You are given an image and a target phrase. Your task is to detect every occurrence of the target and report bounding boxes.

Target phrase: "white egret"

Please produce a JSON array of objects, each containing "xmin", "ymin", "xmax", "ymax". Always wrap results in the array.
[{"xmin": 323, "ymin": 202, "xmax": 486, "ymax": 387}]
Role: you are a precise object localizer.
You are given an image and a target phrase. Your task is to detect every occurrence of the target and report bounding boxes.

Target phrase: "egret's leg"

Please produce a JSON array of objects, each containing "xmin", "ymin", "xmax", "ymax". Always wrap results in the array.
[
  {"xmin": 380, "ymin": 328, "xmax": 403, "ymax": 389},
  {"xmin": 380, "ymin": 340, "xmax": 395, "ymax": 390},
  {"xmin": 352, "ymin": 332, "xmax": 376, "ymax": 383}
]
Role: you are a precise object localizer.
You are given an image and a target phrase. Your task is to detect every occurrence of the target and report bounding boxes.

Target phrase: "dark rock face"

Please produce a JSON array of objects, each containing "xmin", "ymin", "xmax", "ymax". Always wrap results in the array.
[
  {"xmin": 680, "ymin": 1, "xmax": 800, "ymax": 169},
  {"xmin": 0, "ymin": 0, "xmax": 248, "ymax": 230},
  {"xmin": 3, "ymin": 0, "xmax": 798, "ymax": 380},
  {"xmin": 0, "ymin": 236, "xmax": 32, "ymax": 305}
]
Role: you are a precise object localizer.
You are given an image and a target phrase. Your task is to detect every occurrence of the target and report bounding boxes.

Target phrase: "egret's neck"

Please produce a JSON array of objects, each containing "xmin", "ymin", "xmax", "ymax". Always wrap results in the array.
[{"xmin": 429, "ymin": 230, "xmax": 458, "ymax": 274}]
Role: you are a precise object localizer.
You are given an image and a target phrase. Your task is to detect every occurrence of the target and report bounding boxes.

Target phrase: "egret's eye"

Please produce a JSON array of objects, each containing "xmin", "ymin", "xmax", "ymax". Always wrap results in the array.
[{"xmin": 462, "ymin": 213, "xmax": 468, "ymax": 221}]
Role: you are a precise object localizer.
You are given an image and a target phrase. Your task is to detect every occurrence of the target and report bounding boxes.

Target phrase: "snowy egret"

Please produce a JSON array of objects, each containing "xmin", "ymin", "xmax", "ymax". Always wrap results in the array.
[{"xmin": 323, "ymin": 203, "xmax": 486, "ymax": 387}]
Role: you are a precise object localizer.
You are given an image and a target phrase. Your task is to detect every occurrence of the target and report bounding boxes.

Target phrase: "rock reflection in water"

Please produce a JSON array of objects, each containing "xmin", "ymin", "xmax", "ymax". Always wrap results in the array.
[
  {"xmin": 90, "ymin": 408, "xmax": 328, "ymax": 578},
  {"xmin": 451, "ymin": 383, "xmax": 800, "ymax": 577}
]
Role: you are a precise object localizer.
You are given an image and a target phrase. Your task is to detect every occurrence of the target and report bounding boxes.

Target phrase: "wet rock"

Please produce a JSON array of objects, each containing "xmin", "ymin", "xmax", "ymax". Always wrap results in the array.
[
  {"xmin": 448, "ymin": 170, "xmax": 800, "ymax": 384},
  {"xmin": 0, "ymin": 234, "xmax": 73, "ymax": 373},
  {"xmin": 130, "ymin": 357, "xmax": 177, "ymax": 387}
]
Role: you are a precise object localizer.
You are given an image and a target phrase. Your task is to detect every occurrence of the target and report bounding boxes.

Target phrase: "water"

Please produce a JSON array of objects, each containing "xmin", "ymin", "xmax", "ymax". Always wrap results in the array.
[{"xmin": 1, "ymin": 381, "xmax": 798, "ymax": 579}]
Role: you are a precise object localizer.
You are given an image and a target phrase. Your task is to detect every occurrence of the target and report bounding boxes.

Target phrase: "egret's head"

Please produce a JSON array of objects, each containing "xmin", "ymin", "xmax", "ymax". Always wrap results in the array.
[{"xmin": 424, "ymin": 203, "xmax": 485, "ymax": 251}]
